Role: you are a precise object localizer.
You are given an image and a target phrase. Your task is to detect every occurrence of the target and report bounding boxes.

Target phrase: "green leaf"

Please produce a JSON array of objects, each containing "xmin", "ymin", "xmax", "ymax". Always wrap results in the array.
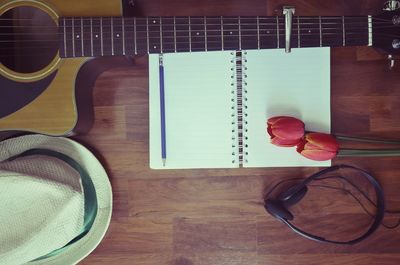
[
  {"xmin": 338, "ymin": 149, "xmax": 400, "ymax": 157},
  {"xmin": 336, "ymin": 135, "xmax": 400, "ymax": 145}
]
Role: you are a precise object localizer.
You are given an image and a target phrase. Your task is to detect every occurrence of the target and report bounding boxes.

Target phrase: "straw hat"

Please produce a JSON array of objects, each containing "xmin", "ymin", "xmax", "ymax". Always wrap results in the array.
[{"xmin": 0, "ymin": 134, "xmax": 112, "ymax": 265}]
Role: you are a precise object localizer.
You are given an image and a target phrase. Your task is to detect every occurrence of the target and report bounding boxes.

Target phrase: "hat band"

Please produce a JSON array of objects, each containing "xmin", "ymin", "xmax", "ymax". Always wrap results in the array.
[{"xmin": 6, "ymin": 148, "xmax": 98, "ymax": 262}]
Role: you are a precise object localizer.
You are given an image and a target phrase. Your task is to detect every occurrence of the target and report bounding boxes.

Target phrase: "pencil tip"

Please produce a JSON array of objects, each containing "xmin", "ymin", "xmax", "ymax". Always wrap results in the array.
[{"xmin": 162, "ymin": 159, "xmax": 166, "ymax": 167}]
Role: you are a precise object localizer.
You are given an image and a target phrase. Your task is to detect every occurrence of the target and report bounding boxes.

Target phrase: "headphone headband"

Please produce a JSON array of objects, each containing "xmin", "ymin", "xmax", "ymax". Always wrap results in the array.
[{"xmin": 265, "ymin": 165, "xmax": 385, "ymax": 245}]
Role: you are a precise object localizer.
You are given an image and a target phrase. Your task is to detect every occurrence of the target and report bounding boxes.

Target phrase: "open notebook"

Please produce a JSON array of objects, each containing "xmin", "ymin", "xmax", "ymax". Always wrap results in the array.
[{"xmin": 149, "ymin": 48, "xmax": 331, "ymax": 169}]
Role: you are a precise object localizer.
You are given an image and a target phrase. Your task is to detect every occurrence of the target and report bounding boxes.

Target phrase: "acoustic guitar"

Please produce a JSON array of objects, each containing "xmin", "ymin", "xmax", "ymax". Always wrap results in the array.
[{"xmin": 1, "ymin": 0, "xmax": 399, "ymax": 135}]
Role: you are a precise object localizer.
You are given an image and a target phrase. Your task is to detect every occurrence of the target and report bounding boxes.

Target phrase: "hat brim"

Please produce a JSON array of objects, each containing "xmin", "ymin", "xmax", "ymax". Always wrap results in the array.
[{"xmin": 0, "ymin": 135, "xmax": 112, "ymax": 265}]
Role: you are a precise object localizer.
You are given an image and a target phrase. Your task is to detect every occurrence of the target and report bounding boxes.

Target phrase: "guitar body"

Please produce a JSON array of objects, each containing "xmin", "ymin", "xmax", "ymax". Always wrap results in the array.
[{"xmin": 0, "ymin": 0, "xmax": 124, "ymax": 135}]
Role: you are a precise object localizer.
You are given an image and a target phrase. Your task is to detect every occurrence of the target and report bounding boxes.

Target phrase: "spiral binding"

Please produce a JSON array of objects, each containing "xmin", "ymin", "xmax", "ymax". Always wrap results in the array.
[
  {"xmin": 230, "ymin": 51, "xmax": 238, "ymax": 164},
  {"xmin": 242, "ymin": 51, "xmax": 249, "ymax": 165},
  {"xmin": 230, "ymin": 51, "xmax": 248, "ymax": 166}
]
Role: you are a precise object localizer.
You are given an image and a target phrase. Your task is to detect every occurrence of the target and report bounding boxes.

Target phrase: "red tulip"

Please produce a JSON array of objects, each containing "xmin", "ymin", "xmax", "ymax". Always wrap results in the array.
[
  {"xmin": 297, "ymin": 133, "xmax": 339, "ymax": 161},
  {"xmin": 267, "ymin": 116, "xmax": 305, "ymax": 147}
]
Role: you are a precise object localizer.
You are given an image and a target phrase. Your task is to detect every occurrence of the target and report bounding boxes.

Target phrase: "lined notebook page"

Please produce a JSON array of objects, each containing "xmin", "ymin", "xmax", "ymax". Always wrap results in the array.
[
  {"xmin": 149, "ymin": 52, "xmax": 239, "ymax": 169},
  {"xmin": 243, "ymin": 48, "xmax": 331, "ymax": 167}
]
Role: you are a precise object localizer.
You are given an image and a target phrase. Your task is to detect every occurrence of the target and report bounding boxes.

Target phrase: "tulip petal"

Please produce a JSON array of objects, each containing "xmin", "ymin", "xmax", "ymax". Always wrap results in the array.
[
  {"xmin": 271, "ymin": 136, "xmax": 302, "ymax": 147},
  {"xmin": 267, "ymin": 116, "xmax": 290, "ymax": 125},
  {"xmin": 271, "ymin": 118, "xmax": 305, "ymax": 140},
  {"xmin": 303, "ymin": 142, "xmax": 321, "ymax": 151},
  {"xmin": 267, "ymin": 125, "xmax": 274, "ymax": 137},
  {"xmin": 296, "ymin": 139, "xmax": 306, "ymax": 152},
  {"xmin": 300, "ymin": 149, "xmax": 337, "ymax": 161},
  {"xmin": 305, "ymin": 133, "xmax": 339, "ymax": 152}
]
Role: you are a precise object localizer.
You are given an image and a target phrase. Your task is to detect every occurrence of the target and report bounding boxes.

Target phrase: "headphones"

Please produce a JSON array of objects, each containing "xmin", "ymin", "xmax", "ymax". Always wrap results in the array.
[{"xmin": 264, "ymin": 165, "xmax": 385, "ymax": 245}]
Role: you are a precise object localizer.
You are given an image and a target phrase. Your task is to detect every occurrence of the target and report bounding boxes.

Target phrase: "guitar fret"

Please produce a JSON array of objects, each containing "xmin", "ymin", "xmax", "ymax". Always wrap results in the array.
[
  {"xmin": 134, "ymin": 17, "xmax": 137, "ymax": 55},
  {"xmin": 90, "ymin": 17, "xmax": 94, "ymax": 56},
  {"xmin": 100, "ymin": 17, "xmax": 104, "ymax": 56},
  {"xmin": 204, "ymin": 16, "xmax": 207, "ymax": 51},
  {"xmin": 146, "ymin": 17, "xmax": 149, "ymax": 54},
  {"xmin": 368, "ymin": 15, "xmax": 372, "ymax": 46},
  {"xmin": 221, "ymin": 16, "xmax": 224, "ymax": 51},
  {"xmin": 342, "ymin": 16, "xmax": 346, "ymax": 46},
  {"xmin": 122, "ymin": 17, "xmax": 126, "ymax": 55},
  {"xmin": 238, "ymin": 16, "xmax": 242, "ymax": 50},
  {"xmin": 188, "ymin": 16, "xmax": 192, "ymax": 52},
  {"xmin": 160, "ymin": 17, "xmax": 163, "ymax": 53},
  {"xmin": 80, "ymin": 17, "xmax": 84, "ymax": 56},
  {"xmin": 63, "ymin": 18, "xmax": 67, "ymax": 57},
  {"xmin": 319, "ymin": 16, "xmax": 322, "ymax": 47},
  {"xmin": 72, "ymin": 18, "xmax": 76, "ymax": 57},
  {"xmin": 297, "ymin": 16, "xmax": 300, "ymax": 48},
  {"xmin": 173, "ymin": 16, "xmax": 177, "ymax": 52},
  {"xmin": 256, "ymin": 16, "xmax": 260, "ymax": 49},
  {"xmin": 276, "ymin": 16, "xmax": 279, "ymax": 48},
  {"xmin": 111, "ymin": 17, "xmax": 114, "ymax": 55}
]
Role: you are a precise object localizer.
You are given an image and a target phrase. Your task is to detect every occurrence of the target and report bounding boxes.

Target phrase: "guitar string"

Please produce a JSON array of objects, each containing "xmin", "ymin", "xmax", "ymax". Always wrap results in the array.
[
  {"xmin": 0, "ymin": 18, "xmax": 388, "ymax": 23},
  {"xmin": 0, "ymin": 16, "xmax": 393, "ymax": 22},
  {"xmin": 0, "ymin": 22, "xmax": 388, "ymax": 35},
  {"xmin": 0, "ymin": 18, "xmax": 390, "ymax": 36},
  {"xmin": 0, "ymin": 22, "xmax": 391, "ymax": 52},
  {"xmin": 0, "ymin": 17, "xmax": 393, "ymax": 28},
  {"xmin": 0, "ymin": 33, "xmax": 376, "ymax": 44},
  {"xmin": 0, "ymin": 34, "xmax": 376, "ymax": 47},
  {"xmin": 0, "ymin": 22, "xmax": 389, "ymax": 40},
  {"xmin": 0, "ymin": 29, "xmax": 381, "ymax": 38},
  {"xmin": 0, "ymin": 28, "xmax": 382, "ymax": 36},
  {"xmin": 0, "ymin": 23, "xmax": 389, "ymax": 29},
  {"xmin": 0, "ymin": 16, "xmax": 392, "ymax": 19},
  {"xmin": 0, "ymin": 20, "xmax": 392, "ymax": 27},
  {"xmin": 0, "ymin": 31, "xmax": 381, "ymax": 45},
  {"xmin": 0, "ymin": 36, "xmax": 380, "ymax": 56},
  {"xmin": 0, "ymin": 24, "xmax": 383, "ymax": 41},
  {"xmin": 0, "ymin": 25, "xmax": 389, "ymax": 34}
]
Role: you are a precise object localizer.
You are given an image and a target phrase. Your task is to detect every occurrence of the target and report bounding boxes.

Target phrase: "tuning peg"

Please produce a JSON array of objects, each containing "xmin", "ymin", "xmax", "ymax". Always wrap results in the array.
[
  {"xmin": 383, "ymin": 0, "xmax": 400, "ymax": 11},
  {"xmin": 388, "ymin": 54, "xmax": 395, "ymax": 69}
]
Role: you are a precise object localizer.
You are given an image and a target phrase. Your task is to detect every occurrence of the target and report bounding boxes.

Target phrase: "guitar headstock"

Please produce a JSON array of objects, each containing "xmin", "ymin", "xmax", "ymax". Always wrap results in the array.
[{"xmin": 372, "ymin": 10, "xmax": 400, "ymax": 54}]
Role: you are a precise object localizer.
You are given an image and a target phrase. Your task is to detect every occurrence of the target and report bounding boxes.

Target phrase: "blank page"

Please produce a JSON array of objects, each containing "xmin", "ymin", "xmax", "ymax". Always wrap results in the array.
[
  {"xmin": 149, "ymin": 52, "xmax": 239, "ymax": 169},
  {"xmin": 243, "ymin": 48, "xmax": 331, "ymax": 167}
]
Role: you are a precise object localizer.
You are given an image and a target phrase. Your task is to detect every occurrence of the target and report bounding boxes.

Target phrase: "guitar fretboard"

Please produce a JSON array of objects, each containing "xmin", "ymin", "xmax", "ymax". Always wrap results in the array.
[{"xmin": 59, "ymin": 16, "xmax": 371, "ymax": 58}]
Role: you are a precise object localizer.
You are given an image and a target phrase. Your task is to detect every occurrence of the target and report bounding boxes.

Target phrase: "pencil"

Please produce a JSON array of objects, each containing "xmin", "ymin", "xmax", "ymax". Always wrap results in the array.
[{"xmin": 159, "ymin": 54, "xmax": 167, "ymax": 166}]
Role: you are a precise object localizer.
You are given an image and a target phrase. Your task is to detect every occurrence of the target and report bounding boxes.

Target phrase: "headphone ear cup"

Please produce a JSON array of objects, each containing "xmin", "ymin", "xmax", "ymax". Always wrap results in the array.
[
  {"xmin": 264, "ymin": 199, "xmax": 294, "ymax": 221},
  {"xmin": 281, "ymin": 186, "xmax": 308, "ymax": 207}
]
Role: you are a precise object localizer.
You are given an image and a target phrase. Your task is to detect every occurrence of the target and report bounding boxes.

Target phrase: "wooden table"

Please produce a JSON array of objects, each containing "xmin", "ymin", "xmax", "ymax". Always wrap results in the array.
[{"xmin": 76, "ymin": 0, "xmax": 400, "ymax": 264}]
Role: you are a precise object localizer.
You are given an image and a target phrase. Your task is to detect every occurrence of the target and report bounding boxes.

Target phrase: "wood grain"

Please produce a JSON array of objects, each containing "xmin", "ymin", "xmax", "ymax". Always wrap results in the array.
[{"xmin": 70, "ymin": 0, "xmax": 400, "ymax": 264}]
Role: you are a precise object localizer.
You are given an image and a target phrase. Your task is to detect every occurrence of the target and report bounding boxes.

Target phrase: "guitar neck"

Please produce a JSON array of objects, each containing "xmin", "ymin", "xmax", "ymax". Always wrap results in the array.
[{"xmin": 59, "ymin": 15, "xmax": 372, "ymax": 58}]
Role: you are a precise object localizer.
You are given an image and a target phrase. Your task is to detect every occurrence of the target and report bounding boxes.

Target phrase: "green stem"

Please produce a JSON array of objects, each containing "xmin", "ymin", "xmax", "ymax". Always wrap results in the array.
[
  {"xmin": 338, "ymin": 149, "xmax": 400, "ymax": 157},
  {"xmin": 335, "ymin": 135, "xmax": 400, "ymax": 145}
]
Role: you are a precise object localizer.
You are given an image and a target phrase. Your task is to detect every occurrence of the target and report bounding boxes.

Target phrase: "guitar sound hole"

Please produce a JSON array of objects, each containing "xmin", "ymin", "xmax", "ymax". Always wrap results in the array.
[{"xmin": 0, "ymin": 6, "xmax": 58, "ymax": 74}]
